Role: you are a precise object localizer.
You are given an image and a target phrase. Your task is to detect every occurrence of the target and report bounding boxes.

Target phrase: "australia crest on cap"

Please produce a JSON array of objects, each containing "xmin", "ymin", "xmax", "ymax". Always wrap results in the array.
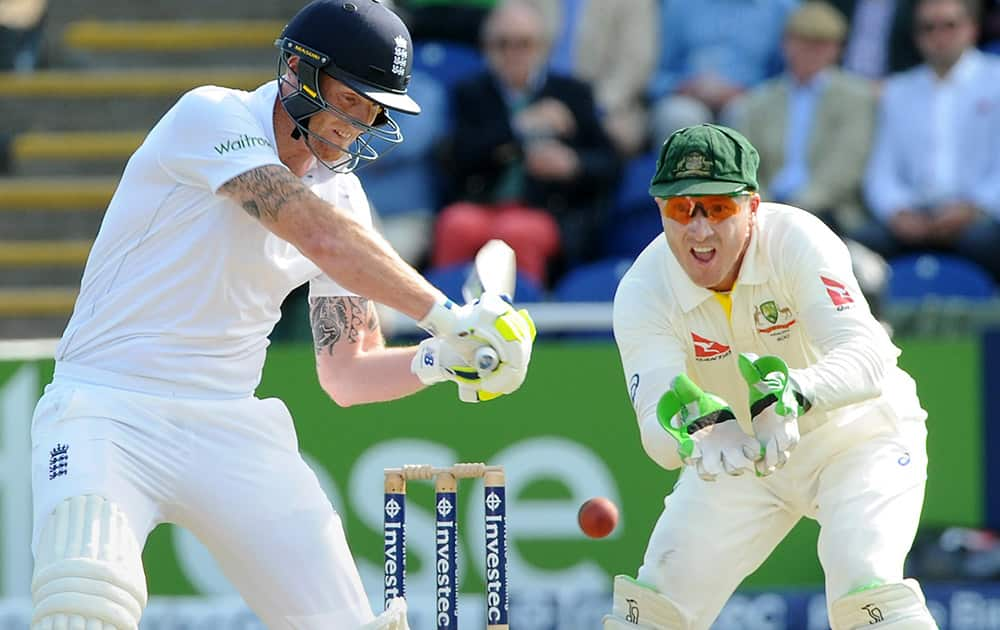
[{"xmin": 674, "ymin": 151, "xmax": 714, "ymax": 178}]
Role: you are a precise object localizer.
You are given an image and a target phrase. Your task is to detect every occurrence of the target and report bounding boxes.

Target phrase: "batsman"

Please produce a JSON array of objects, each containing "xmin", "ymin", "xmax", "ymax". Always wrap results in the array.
[
  {"xmin": 605, "ymin": 124, "xmax": 934, "ymax": 630},
  {"xmin": 28, "ymin": 1, "xmax": 534, "ymax": 629}
]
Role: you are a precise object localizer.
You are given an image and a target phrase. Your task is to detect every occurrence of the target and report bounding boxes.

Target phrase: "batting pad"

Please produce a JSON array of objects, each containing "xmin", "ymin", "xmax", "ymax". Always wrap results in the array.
[
  {"xmin": 830, "ymin": 579, "xmax": 937, "ymax": 629},
  {"xmin": 604, "ymin": 574, "xmax": 689, "ymax": 629},
  {"xmin": 31, "ymin": 495, "xmax": 147, "ymax": 630}
]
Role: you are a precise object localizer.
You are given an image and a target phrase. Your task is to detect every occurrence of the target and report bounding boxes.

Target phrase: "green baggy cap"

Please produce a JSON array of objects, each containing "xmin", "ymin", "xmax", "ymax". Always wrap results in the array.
[{"xmin": 649, "ymin": 123, "xmax": 760, "ymax": 197}]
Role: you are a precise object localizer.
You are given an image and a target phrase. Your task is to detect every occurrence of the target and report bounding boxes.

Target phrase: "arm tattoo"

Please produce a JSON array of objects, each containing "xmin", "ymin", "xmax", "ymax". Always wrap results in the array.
[
  {"xmin": 310, "ymin": 296, "xmax": 377, "ymax": 355},
  {"xmin": 219, "ymin": 165, "xmax": 310, "ymax": 222}
]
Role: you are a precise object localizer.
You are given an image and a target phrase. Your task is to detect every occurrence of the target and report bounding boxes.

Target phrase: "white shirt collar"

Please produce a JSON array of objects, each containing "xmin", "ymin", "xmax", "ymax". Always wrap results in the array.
[{"xmin": 922, "ymin": 47, "xmax": 984, "ymax": 84}]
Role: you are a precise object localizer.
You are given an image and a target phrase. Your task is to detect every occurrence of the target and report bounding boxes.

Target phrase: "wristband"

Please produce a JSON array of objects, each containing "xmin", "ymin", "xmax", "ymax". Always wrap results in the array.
[{"xmin": 416, "ymin": 297, "xmax": 458, "ymax": 337}]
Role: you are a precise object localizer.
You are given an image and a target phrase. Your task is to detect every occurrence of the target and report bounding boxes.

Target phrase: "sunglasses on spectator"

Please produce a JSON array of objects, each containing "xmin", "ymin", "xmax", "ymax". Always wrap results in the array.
[
  {"xmin": 486, "ymin": 36, "xmax": 539, "ymax": 50},
  {"xmin": 660, "ymin": 194, "xmax": 751, "ymax": 225},
  {"xmin": 916, "ymin": 18, "xmax": 962, "ymax": 34}
]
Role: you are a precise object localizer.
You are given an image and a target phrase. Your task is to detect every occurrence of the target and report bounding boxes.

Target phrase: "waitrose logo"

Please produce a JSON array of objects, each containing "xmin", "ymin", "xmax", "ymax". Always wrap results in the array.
[{"xmin": 214, "ymin": 134, "xmax": 272, "ymax": 155}]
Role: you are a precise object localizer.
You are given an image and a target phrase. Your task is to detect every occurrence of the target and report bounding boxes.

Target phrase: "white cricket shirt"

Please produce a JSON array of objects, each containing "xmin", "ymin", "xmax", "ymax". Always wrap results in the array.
[
  {"xmin": 613, "ymin": 204, "xmax": 926, "ymax": 467},
  {"xmin": 55, "ymin": 81, "xmax": 371, "ymax": 398}
]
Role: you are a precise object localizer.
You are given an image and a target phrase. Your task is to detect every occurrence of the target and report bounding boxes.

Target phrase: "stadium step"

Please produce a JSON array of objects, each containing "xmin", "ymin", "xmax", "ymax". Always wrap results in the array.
[
  {"xmin": 0, "ymin": 68, "xmax": 270, "ymax": 98},
  {"xmin": 0, "ymin": 177, "xmax": 111, "ymax": 241},
  {"xmin": 6, "ymin": 131, "xmax": 143, "ymax": 176},
  {"xmin": 0, "ymin": 176, "xmax": 116, "ymax": 210},
  {"xmin": 58, "ymin": 19, "xmax": 283, "ymax": 69},
  {"xmin": 0, "ymin": 68, "xmax": 271, "ymax": 131},
  {"xmin": 0, "ymin": 287, "xmax": 76, "ymax": 339},
  {"xmin": 1, "ymin": 208, "xmax": 104, "ymax": 241},
  {"xmin": 0, "ymin": 239, "xmax": 91, "ymax": 289},
  {"xmin": 47, "ymin": 0, "xmax": 302, "ymax": 25},
  {"xmin": 0, "ymin": 240, "xmax": 92, "ymax": 267},
  {"xmin": 0, "ymin": 314, "xmax": 71, "ymax": 340},
  {"xmin": 0, "ymin": 288, "xmax": 77, "ymax": 316},
  {"xmin": 63, "ymin": 19, "xmax": 285, "ymax": 51}
]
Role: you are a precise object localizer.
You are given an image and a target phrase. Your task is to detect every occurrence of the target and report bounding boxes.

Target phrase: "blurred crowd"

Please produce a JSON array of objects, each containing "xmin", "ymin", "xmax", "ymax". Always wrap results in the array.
[
  {"xmin": 366, "ymin": 0, "xmax": 1000, "ymax": 299},
  {"xmin": 5, "ymin": 0, "xmax": 1000, "ymax": 299}
]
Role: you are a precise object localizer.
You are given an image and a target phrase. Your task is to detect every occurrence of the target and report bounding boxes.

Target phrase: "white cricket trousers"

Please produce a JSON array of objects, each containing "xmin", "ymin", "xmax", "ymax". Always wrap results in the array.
[
  {"xmin": 30, "ymin": 378, "xmax": 376, "ymax": 629},
  {"xmin": 638, "ymin": 418, "xmax": 929, "ymax": 630}
]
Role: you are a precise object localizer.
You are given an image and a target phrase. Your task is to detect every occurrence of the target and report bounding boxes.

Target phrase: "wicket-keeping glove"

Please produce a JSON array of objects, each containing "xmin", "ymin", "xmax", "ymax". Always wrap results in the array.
[
  {"xmin": 656, "ymin": 375, "xmax": 759, "ymax": 481},
  {"xmin": 737, "ymin": 353, "xmax": 811, "ymax": 475}
]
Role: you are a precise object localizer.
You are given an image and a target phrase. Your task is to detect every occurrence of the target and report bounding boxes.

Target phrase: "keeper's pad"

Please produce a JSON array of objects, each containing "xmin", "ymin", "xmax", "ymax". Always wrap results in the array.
[
  {"xmin": 602, "ymin": 575, "xmax": 689, "ymax": 629},
  {"xmin": 31, "ymin": 495, "xmax": 147, "ymax": 630},
  {"xmin": 830, "ymin": 579, "xmax": 938, "ymax": 629},
  {"xmin": 361, "ymin": 598, "xmax": 410, "ymax": 630}
]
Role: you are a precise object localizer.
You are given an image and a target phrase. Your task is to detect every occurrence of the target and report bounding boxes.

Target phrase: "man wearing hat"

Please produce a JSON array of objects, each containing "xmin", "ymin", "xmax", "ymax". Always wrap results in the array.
[
  {"xmin": 603, "ymin": 124, "xmax": 935, "ymax": 629},
  {"xmin": 27, "ymin": 2, "xmax": 537, "ymax": 629},
  {"xmin": 736, "ymin": 0, "xmax": 877, "ymax": 235}
]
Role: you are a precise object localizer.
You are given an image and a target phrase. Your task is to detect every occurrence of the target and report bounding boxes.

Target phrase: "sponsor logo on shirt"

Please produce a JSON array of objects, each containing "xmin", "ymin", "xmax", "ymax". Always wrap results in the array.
[
  {"xmin": 691, "ymin": 332, "xmax": 731, "ymax": 360},
  {"xmin": 754, "ymin": 299, "xmax": 796, "ymax": 339},
  {"xmin": 821, "ymin": 276, "xmax": 855, "ymax": 310},
  {"xmin": 214, "ymin": 134, "xmax": 273, "ymax": 155},
  {"xmin": 628, "ymin": 373, "xmax": 640, "ymax": 405}
]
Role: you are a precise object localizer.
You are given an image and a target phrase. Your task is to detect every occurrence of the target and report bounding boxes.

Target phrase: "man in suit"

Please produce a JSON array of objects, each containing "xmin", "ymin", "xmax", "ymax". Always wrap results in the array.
[
  {"xmin": 524, "ymin": 0, "xmax": 659, "ymax": 157},
  {"xmin": 736, "ymin": 1, "xmax": 877, "ymax": 235},
  {"xmin": 433, "ymin": 0, "xmax": 619, "ymax": 285},
  {"xmin": 832, "ymin": 0, "xmax": 923, "ymax": 79}
]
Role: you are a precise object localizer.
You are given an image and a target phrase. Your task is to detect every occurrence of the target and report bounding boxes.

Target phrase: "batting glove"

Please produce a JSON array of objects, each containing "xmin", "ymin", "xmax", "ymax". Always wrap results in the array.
[
  {"xmin": 656, "ymin": 375, "xmax": 759, "ymax": 481},
  {"xmin": 410, "ymin": 338, "xmax": 511, "ymax": 403},
  {"xmin": 737, "ymin": 353, "xmax": 811, "ymax": 475}
]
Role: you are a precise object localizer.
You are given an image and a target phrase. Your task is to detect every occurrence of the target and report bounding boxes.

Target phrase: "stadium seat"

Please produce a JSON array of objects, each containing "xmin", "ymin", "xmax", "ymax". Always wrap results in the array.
[
  {"xmin": 412, "ymin": 41, "xmax": 486, "ymax": 90},
  {"xmin": 604, "ymin": 211, "xmax": 662, "ymax": 260},
  {"xmin": 887, "ymin": 253, "xmax": 997, "ymax": 301},
  {"xmin": 552, "ymin": 257, "xmax": 633, "ymax": 303},
  {"xmin": 612, "ymin": 150, "xmax": 659, "ymax": 214},
  {"xmin": 423, "ymin": 262, "xmax": 544, "ymax": 305},
  {"xmin": 604, "ymin": 151, "xmax": 660, "ymax": 258}
]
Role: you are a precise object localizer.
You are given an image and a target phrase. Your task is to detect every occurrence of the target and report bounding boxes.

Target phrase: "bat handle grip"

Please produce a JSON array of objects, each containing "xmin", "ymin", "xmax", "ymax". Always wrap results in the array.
[{"xmin": 475, "ymin": 346, "xmax": 500, "ymax": 372}]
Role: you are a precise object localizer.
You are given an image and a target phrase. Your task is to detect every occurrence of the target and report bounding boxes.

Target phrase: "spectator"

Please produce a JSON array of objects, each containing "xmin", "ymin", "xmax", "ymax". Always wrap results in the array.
[
  {"xmin": 647, "ymin": 0, "xmax": 798, "ymax": 144},
  {"xmin": 856, "ymin": 0, "xmax": 1000, "ymax": 281},
  {"xmin": 394, "ymin": 0, "xmax": 498, "ymax": 46},
  {"xmin": 833, "ymin": 0, "xmax": 923, "ymax": 80},
  {"xmin": 357, "ymin": 71, "xmax": 448, "ymax": 267},
  {"xmin": 736, "ymin": 1, "xmax": 877, "ymax": 234},
  {"xmin": 525, "ymin": 0, "xmax": 659, "ymax": 156},
  {"xmin": 0, "ymin": 0, "xmax": 46, "ymax": 72},
  {"xmin": 434, "ymin": 0, "xmax": 619, "ymax": 285}
]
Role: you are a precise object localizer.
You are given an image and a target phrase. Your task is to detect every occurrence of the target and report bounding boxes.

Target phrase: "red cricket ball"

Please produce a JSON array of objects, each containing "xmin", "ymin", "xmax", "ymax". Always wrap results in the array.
[{"xmin": 577, "ymin": 497, "xmax": 619, "ymax": 539}]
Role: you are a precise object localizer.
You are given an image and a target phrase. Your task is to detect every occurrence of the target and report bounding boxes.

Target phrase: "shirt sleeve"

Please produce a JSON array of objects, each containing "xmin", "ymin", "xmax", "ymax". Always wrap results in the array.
[
  {"xmin": 612, "ymin": 276, "xmax": 688, "ymax": 469},
  {"xmin": 155, "ymin": 87, "xmax": 285, "ymax": 193},
  {"xmin": 779, "ymin": 216, "xmax": 900, "ymax": 412}
]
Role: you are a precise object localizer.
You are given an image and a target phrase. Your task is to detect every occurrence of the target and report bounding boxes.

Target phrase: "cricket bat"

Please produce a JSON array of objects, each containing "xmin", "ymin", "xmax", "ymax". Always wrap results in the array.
[{"xmin": 461, "ymin": 239, "xmax": 516, "ymax": 372}]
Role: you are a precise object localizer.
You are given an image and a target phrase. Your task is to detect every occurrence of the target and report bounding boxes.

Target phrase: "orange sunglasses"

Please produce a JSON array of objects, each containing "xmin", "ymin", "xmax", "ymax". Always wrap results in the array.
[{"xmin": 660, "ymin": 194, "xmax": 751, "ymax": 225}]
